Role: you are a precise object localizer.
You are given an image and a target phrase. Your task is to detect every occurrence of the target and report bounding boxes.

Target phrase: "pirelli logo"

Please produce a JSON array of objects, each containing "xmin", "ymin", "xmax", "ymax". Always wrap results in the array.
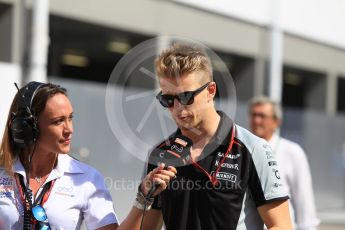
[{"xmin": 212, "ymin": 171, "xmax": 237, "ymax": 183}]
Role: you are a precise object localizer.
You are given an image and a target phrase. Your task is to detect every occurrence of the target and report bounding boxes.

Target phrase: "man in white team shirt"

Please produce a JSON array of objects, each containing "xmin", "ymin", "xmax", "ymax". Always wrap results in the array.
[{"xmin": 248, "ymin": 96, "xmax": 320, "ymax": 230}]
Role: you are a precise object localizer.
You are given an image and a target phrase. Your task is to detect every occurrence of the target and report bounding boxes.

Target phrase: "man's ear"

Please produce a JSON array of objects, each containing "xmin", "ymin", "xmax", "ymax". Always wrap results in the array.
[
  {"xmin": 207, "ymin": 82, "xmax": 217, "ymax": 100},
  {"xmin": 274, "ymin": 118, "xmax": 282, "ymax": 131}
]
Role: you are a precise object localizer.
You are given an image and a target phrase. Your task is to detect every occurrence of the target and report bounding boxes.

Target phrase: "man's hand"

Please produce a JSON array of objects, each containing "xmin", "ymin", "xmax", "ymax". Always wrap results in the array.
[{"xmin": 141, "ymin": 163, "xmax": 177, "ymax": 197}]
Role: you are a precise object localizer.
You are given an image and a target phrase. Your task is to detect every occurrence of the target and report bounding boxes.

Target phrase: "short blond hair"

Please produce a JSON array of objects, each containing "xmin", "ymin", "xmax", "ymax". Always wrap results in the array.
[{"xmin": 155, "ymin": 43, "xmax": 213, "ymax": 82}]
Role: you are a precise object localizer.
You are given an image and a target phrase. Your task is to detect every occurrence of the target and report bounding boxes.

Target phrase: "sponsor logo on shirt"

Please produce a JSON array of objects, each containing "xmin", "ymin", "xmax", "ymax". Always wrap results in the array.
[
  {"xmin": 214, "ymin": 160, "xmax": 239, "ymax": 170},
  {"xmin": 54, "ymin": 186, "xmax": 75, "ymax": 197},
  {"xmin": 272, "ymin": 169, "xmax": 281, "ymax": 179},
  {"xmin": 217, "ymin": 152, "xmax": 241, "ymax": 160},
  {"xmin": 0, "ymin": 190, "xmax": 13, "ymax": 198},
  {"xmin": 268, "ymin": 161, "xmax": 277, "ymax": 166},
  {"xmin": 211, "ymin": 171, "xmax": 237, "ymax": 183},
  {"xmin": 0, "ymin": 177, "xmax": 14, "ymax": 198},
  {"xmin": 274, "ymin": 182, "xmax": 283, "ymax": 188},
  {"xmin": 266, "ymin": 151, "xmax": 274, "ymax": 159},
  {"xmin": 0, "ymin": 177, "xmax": 12, "ymax": 186}
]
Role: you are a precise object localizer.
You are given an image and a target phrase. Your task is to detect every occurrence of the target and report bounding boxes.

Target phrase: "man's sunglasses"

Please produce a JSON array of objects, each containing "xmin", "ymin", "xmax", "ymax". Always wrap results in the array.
[
  {"xmin": 156, "ymin": 82, "xmax": 211, "ymax": 108},
  {"xmin": 32, "ymin": 205, "xmax": 51, "ymax": 230}
]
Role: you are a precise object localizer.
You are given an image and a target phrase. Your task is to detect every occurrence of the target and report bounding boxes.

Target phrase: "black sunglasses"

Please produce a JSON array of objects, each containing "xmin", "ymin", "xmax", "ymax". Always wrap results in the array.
[{"xmin": 156, "ymin": 82, "xmax": 211, "ymax": 108}]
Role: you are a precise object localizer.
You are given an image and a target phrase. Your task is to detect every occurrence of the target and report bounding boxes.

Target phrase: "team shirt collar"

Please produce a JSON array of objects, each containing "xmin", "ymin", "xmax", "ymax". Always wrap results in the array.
[
  {"xmin": 13, "ymin": 154, "xmax": 84, "ymax": 183},
  {"xmin": 174, "ymin": 111, "xmax": 233, "ymax": 146}
]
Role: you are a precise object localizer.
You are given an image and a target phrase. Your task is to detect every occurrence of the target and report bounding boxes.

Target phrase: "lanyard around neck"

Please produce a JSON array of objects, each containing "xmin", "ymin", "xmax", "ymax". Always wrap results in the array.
[
  {"xmin": 15, "ymin": 174, "xmax": 55, "ymax": 206},
  {"xmin": 191, "ymin": 126, "xmax": 236, "ymax": 186}
]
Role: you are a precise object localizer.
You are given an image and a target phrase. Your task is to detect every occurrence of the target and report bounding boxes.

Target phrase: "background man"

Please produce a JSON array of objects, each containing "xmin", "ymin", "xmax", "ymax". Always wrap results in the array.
[{"xmin": 249, "ymin": 96, "xmax": 319, "ymax": 230}]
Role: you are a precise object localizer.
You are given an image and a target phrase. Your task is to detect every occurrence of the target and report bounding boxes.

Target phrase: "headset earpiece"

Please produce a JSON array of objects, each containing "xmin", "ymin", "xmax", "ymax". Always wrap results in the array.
[
  {"xmin": 10, "ymin": 81, "xmax": 46, "ymax": 149},
  {"xmin": 10, "ymin": 116, "xmax": 37, "ymax": 148}
]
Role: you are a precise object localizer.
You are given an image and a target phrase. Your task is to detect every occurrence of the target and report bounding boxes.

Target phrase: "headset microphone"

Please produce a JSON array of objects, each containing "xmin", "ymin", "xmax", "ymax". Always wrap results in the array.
[{"xmin": 147, "ymin": 134, "xmax": 193, "ymax": 197}]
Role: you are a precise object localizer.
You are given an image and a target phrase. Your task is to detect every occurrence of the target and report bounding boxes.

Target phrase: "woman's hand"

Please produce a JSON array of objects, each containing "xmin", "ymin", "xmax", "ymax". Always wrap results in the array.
[{"xmin": 140, "ymin": 163, "xmax": 177, "ymax": 197}]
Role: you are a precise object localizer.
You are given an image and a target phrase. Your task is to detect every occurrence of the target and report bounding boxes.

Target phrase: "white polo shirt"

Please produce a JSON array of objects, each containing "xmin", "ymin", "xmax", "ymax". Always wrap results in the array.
[
  {"xmin": 269, "ymin": 134, "xmax": 320, "ymax": 230},
  {"xmin": 0, "ymin": 154, "xmax": 118, "ymax": 230}
]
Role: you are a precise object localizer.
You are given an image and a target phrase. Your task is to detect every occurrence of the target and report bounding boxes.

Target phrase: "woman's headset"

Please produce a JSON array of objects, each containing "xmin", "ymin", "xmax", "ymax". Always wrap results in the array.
[{"xmin": 10, "ymin": 81, "xmax": 46, "ymax": 149}]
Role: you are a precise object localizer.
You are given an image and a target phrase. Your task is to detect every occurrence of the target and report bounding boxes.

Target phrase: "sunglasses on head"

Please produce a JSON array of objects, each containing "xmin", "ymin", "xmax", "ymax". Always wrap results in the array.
[
  {"xmin": 156, "ymin": 82, "xmax": 211, "ymax": 108},
  {"xmin": 32, "ymin": 205, "xmax": 51, "ymax": 230}
]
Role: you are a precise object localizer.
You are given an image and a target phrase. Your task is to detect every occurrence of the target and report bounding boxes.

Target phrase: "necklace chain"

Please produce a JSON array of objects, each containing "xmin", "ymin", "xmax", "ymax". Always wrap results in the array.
[
  {"xmin": 34, "ymin": 176, "xmax": 42, "ymax": 183},
  {"xmin": 31, "ymin": 153, "xmax": 58, "ymax": 185}
]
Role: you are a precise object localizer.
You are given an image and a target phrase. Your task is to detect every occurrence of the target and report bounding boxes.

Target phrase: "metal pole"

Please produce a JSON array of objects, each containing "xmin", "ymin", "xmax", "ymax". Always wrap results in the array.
[
  {"xmin": 326, "ymin": 72, "xmax": 337, "ymax": 116},
  {"xmin": 27, "ymin": 0, "xmax": 49, "ymax": 83},
  {"xmin": 268, "ymin": 0, "xmax": 283, "ymax": 103}
]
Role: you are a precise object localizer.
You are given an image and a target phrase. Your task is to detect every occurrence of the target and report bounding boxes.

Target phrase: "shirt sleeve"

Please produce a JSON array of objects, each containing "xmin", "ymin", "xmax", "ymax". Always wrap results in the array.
[
  {"xmin": 288, "ymin": 144, "xmax": 320, "ymax": 229},
  {"xmin": 83, "ymin": 170, "xmax": 118, "ymax": 229},
  {"xmin": 248, "ymin": 139, "xmax": 289, "ymax": 207}
]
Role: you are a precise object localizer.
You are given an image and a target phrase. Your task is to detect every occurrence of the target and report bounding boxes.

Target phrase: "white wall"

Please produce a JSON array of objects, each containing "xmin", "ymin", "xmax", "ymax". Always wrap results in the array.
[
  {"xmin": 174, "ymin": 0, "xmax": 345, "ymax": 49},
  {"xmin": 0, "ymin": 62, "xmax": 21, "ymax": 137}
]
